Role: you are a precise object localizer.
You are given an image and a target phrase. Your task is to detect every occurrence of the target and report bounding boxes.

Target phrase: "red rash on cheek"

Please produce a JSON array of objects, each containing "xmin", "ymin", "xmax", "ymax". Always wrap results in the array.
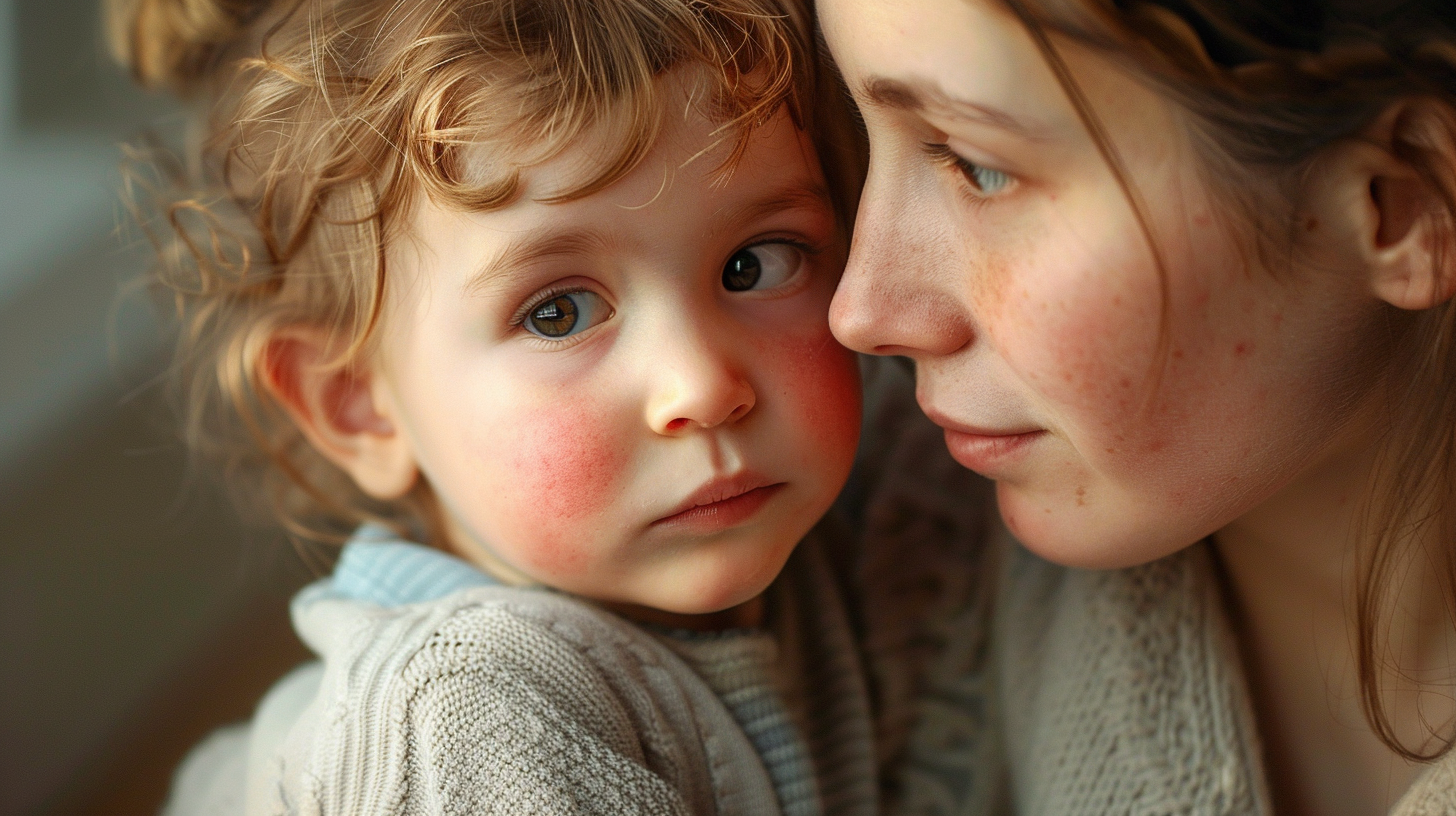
[
  {"xmin": 504, "ymin": 401, "xmax": 626, "ymax": 576},
  {"xmin": 779, "ymin": 330, "xmax": 861, "ymax": 445}
]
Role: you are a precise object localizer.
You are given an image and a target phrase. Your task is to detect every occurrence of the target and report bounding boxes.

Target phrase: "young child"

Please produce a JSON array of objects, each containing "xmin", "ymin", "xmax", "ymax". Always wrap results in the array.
[{"xmin": 110, "ymin": 0, "xmax": 876, "ymax": 813}]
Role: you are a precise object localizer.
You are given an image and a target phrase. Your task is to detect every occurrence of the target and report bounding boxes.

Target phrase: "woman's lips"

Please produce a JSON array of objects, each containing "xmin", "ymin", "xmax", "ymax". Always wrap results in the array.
[
  {"xmin": 923, "ymin": 408, "xmax": 1045, "ymax": 473},
  {"xmin": 653, "ymin": 476, "xmax": 785, "ymax": 533},
  {"xmin": 941, "ymin": 428, "xmax": 1044, "ymax": 472}
]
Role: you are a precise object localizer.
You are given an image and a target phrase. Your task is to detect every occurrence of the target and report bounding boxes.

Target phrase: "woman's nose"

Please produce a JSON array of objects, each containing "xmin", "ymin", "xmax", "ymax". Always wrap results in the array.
[
  {"xmin": 830, "ymin": 165, "xmax": 975, "ymax": 359},
  {"xmin": 645, "ymin": 329, "xmax": 756, "ymax": 436}
]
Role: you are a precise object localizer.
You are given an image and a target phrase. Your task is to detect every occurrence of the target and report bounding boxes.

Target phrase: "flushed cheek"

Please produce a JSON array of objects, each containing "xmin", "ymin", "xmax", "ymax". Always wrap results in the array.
[
  {"xmin": 463, "ymin": 397, "xmax": 630, "ymax": 579},
  {"xmin": 765, "ymin": 328, "xmax": 862, "ymax": 457}
]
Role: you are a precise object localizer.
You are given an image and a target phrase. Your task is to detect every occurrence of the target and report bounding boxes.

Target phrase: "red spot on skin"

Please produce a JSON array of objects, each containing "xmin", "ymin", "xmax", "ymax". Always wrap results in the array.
[
  {"xmin": 1193, "ymin": 213, "xmax": 1213, "ymax": 227},
  {"xmin": 1234, "ymin": 342, "xmax": 1252, "ymax": 357},
  {"xmin": 508, "ymin": 400, "xmax": 627, "ymax": 576},
  {"xmin": 1305, "ymin": 217, "xmax": 1319, "ymax": 232},
  {"xmin": 1172, "ymin": 348, "xmax": 1185, "ymax": 360},
  {"xmin": 1075, "ymin": 486, "xmax": 1087, "ymax": 507},
  {"xmin": 1148, "ymin": 440, "xmax": 1166, "ymax": 453},
  {"xmin": 1119, "ymin": 377, "xmax": 1132, "ymax": 389},
  {"xmin": 775, "ymin": 330, "xmax": 861, "ymax": 449}
]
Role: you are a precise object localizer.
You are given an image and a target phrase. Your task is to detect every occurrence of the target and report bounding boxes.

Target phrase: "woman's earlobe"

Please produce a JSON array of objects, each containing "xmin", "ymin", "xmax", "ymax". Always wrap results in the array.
[
  {"xmin": 260, "ymin": 329, "xmax": 420, "ymax": 500},
  {"xmin": 1357, "ymin": 100, "xmax": 1456, "ymax": 310}
]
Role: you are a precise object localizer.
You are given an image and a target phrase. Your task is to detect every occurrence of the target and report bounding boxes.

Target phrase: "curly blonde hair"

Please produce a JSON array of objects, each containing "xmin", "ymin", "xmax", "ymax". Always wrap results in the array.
[{"xmin": 108, "ymin": 0, "xmax": 856, "ymax": 548}]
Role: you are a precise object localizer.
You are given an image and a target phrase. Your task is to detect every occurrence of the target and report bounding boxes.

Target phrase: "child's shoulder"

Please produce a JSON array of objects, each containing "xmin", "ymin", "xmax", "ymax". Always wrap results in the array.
[{"xmin": 167, "ymin": 553, "xmax": 781, "ymax": 816}]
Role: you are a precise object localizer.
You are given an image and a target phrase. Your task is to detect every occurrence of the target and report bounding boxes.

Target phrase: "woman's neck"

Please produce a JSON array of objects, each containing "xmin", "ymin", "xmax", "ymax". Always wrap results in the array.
[{"xmin": 1214, "ymin": 430, "xmax": 1453, "ymax": 815}]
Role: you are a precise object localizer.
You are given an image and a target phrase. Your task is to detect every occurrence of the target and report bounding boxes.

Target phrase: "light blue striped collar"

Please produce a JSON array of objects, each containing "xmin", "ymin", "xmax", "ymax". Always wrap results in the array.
[{"xmin": 330, "ymin": 523, "xmax": 498, "ymax": 606}]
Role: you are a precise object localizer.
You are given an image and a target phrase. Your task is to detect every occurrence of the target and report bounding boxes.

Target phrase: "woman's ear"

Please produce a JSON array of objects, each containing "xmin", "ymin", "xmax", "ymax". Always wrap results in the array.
[
  {"xmin": 1312, "ymin": 99, "xmax": 1456, "ymax": 311},
  {"xmin": 260, "ymin": 328, "xmax": 419, "ymax": 499}
]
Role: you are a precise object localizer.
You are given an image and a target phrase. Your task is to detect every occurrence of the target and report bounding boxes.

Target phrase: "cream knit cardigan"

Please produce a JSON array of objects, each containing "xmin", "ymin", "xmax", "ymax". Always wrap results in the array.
[{"xmin": 165, "ymin": 537, "xmax": 877, "ymax": 816}]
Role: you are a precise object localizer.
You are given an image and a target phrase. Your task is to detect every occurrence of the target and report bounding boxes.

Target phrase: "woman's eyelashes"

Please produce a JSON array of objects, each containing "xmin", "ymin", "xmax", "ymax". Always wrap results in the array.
[
  {"xmin": 722, "ymin": 242, "xmax": 806, "ymax": 293},
  {"xmin": 521, "ymin": 289, "xmax": 611, "ymax": 340},
  {"xmin": 921, "ymin": 142, "xmax": 1014, "ymax": 198}
]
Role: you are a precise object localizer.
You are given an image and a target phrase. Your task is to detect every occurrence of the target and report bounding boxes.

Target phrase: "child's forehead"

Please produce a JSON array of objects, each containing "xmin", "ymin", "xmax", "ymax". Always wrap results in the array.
[
  {"xmin": 453, "ymin": 66, "xmax": 781, "ymax": 205},
  {"xmin": 397, "ymin": 103, "xmax": 829, "ymax": 294}
]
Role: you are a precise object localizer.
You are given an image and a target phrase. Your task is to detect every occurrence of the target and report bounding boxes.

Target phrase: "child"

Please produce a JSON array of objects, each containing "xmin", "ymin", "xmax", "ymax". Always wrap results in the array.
[{"xmin": 110, "ymin": 0, "xmax": 876, "ymax": 813}]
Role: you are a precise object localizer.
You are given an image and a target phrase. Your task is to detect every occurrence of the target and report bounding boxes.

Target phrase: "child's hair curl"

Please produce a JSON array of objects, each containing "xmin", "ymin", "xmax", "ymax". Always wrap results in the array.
[
  {"xmin": 108, "ymin": 0, "xmax": 856, "ymax": 549},
  {"xmin": 1003, "ymin": 0, "xmax": 1456, "ymax": 762}
]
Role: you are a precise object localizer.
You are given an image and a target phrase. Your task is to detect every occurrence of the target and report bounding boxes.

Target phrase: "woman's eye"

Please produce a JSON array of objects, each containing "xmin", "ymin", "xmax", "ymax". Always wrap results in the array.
[
  {"xmin": 722, "ymin": 243, "xmax": 804, "ymax": 292},
  {"xmin": 523, "ymin": 290, "xmax": 608, "ymax": 339},
  {"xmin": 964, "ymin": 163, "xmax": 1011, "ymax": 195},
  {"xmin": 923, "ymin": 142, "xmax": 1013, "ymax": 197}
]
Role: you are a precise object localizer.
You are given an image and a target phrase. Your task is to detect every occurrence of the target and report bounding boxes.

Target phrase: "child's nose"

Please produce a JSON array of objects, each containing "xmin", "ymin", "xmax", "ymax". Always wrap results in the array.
[{"xmin": 645, "ymin": 336, "xmax": 756, "ymax": 436}]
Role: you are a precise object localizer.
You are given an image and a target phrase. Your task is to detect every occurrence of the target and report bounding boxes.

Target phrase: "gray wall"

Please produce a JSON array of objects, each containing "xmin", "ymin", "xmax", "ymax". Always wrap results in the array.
[{"xmin": 0, "ymin": 2, "xmax": 313, "ymax": 813}]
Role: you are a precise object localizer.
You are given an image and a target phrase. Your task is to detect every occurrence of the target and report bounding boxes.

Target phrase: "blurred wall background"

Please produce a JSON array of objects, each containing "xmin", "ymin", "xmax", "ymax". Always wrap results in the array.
[{"xmin": 0, "ymin": 1, "xmax": 313, "ymax": 813}]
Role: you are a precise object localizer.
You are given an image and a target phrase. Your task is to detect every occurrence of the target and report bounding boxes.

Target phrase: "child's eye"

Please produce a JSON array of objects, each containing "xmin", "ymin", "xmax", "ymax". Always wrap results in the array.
[
  {"xmin": 722, "ymin": 243, "xmax": 804, "ymax": 292},
  {"xmin": 922, "ymin": 142, "xmax": 1014, "ymax": 197},
  {"xmin": 523, "ymin": 290, "xmax": 609, "ymax": 339}
]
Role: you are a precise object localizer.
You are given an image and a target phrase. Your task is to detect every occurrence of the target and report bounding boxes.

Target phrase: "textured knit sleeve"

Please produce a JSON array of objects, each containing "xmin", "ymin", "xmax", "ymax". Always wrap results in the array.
[
  {"xmin": 392, "ymin": 604, "xmax": 691, "ymax": 816},
  {"xmin": 162, "ymin": 723, "xmax": 250, "ymax": 816},
  {"xmin": 270, "ymin": 589, "xmax": 755, "ymax": 816}
]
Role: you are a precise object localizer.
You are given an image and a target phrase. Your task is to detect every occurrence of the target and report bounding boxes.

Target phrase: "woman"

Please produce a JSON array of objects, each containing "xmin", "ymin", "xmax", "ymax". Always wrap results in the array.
[{"xmin": 821, "ymin": 0, "xmax": 1456, "ymax": 813}]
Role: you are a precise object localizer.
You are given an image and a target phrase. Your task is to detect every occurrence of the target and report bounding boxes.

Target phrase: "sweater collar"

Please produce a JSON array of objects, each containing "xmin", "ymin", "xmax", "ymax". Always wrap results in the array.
[{"xmin": 329, "ymin": 524, "xmax": 498, "ymax": 606}]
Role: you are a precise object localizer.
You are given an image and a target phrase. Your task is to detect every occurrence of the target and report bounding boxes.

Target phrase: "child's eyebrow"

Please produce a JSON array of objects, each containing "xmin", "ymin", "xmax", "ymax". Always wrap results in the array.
[
  {"xmin": 462, "ymin": 227, "xmax": 615, "ymax": 298},
  {"xmin": 712, "ymin": 183, "xmax": 836, "ymax": 235}
]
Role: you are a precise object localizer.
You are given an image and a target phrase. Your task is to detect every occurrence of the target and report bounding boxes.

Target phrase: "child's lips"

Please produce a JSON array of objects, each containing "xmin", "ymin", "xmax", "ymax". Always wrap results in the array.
[{"xmin": 653, "ymin": 474, "xmax": 784, "ymax": 531}]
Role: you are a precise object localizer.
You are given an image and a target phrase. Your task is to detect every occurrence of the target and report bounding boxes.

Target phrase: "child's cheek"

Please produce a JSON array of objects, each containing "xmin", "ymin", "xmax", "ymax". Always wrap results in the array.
[
  {"xmin": 499, "ymin": 398, "xmax": 627, "ymax": 576},
  {"xmin": 774, "ymin": 329, "xmax": 862, "ymax": 452}
]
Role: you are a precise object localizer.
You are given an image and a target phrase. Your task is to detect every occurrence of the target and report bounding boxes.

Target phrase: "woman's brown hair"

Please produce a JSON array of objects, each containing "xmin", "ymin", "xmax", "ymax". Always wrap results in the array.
[
  {"xmin": 1001, "ymin": 0, "xmax": 1456, "ymax": 761},
  {"xmin": 106, "ymin": 0, "xmax": 853, "ymax": 550}
]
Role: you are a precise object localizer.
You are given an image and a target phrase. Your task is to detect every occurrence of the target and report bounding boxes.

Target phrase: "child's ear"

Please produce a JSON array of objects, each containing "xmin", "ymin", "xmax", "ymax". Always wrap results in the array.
[
  {"xmin": 260, "ymin": 328, "xmax": 419, "ymax": 500},
  {"xmin": 1309, "ymin": 99, "xmax": 1456, "ymax": 310}
]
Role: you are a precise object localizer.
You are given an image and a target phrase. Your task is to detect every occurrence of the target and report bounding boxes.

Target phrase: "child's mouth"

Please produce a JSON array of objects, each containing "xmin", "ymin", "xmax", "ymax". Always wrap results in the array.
[{"xmin": 653, "ymin": 477, "xmax": 785, "ymax": 532}]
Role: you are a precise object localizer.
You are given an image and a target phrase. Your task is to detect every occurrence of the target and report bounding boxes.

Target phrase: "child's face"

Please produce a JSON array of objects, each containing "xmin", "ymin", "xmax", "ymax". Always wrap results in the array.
[
  {"xmin": 821, "ymin": 0, "xmax": 1393, "ymax": 568},
  {"xmin": 373, "ymin": 98, "xmax": 860, "ymax": 614}
]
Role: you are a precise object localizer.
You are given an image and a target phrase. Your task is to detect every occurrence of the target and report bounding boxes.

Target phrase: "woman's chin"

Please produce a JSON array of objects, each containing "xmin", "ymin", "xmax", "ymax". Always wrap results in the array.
[{"xmin": 994, "ymin": 482, "xmax": 1198, "ymax": 571}]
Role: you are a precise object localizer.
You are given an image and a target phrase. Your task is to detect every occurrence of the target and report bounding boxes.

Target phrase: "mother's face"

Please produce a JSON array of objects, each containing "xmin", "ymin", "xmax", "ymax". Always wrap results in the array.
[{"xmin": 821, "ymin": 0, "xmax": 1390, "ymax": 567}]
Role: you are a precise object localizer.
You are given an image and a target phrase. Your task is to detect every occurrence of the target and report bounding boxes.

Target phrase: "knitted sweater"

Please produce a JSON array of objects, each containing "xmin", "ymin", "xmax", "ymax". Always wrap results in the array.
[
  {"xmin": 164, "ymin": 529, "xmax": 877, "ymax": 816},
  {"xmin": 841, "ymin": 357, "xmax": 1456, "ymax": 816}
]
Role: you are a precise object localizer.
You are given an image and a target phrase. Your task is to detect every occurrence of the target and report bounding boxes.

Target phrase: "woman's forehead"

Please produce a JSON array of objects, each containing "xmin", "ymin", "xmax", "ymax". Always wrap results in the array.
[{"xmin": 820, "ymin": 0, "xmax": 1078, "ymax": 133}]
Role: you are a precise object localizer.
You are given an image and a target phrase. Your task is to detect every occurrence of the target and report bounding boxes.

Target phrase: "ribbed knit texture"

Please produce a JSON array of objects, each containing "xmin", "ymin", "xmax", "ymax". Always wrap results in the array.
[
  {"xmin": 661, "ymin": 631, "xmax": 819, "ymax": 816},
  {"xmin": 327, "ymin": 527, "xmax": 850, "ymax": 816},
  {"xmin": 162, "ymin": 530, "xmax": 877, "ymax": 816},
  {"xmin": 331, "ymin": 526, "xmax": 495, "ymax": 604}
]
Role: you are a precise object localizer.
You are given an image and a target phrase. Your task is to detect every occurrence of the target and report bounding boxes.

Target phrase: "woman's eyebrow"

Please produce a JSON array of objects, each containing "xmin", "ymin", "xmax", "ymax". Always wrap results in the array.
[
  {"xmin": 859, "ymin": 76, "xmax": 1049, "ymax": 139},
  {"xmin": 463, "ymin": 227, "xmax": 613, "ymax": 297}
]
